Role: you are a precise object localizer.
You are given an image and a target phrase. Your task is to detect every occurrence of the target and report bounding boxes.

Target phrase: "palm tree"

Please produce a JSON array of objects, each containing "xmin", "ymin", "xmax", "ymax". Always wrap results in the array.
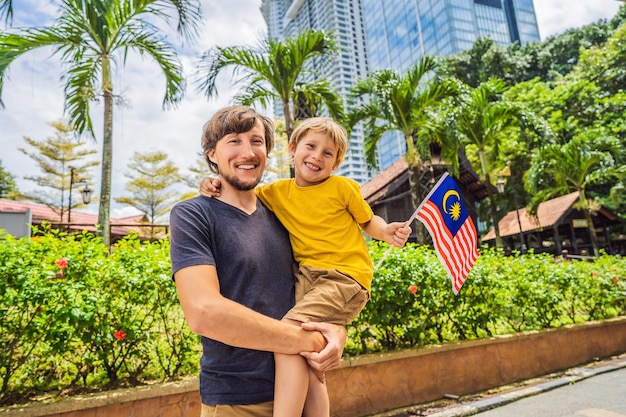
[
  {"xmin": 0, "ymin": 0, "xmax": 200, "ymax": 246},
  {"xmin": 194, "ymin": 29, "xmax": 344, "ymax": 143},
  {"xmin": 347, "ymin": 56, "xmax": 458, "ymax": 243},
  {"xmin": 1, "ymin": 1, "xmax": 200, "ymax": 32},
  {"xmin": 0, "ymin": 0, "xmax": 12, "ymax": 23},
  {"xmin": 454, "ymin": 78, "xmax": 521, "ymax": 249},
  {"xmin": 525, "ymin": 131, "xmax": 624, "ymax": 257}
]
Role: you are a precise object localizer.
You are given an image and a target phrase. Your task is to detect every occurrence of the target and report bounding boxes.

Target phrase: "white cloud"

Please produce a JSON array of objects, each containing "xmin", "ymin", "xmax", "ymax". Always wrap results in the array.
[
  {"xmin": 0, "ymin": 0, "xmax": 266, "ymax": 217},
  {"xmin": 533, "ymin": 0, "xmax": 621, "ymax": 40},
  {"xmin": 0, "ymin": 0, "xmax": 622, "ymax": 218},
  {"xmin": 112, "ymin": 206, "xmax": 144, "ymax": 219}
]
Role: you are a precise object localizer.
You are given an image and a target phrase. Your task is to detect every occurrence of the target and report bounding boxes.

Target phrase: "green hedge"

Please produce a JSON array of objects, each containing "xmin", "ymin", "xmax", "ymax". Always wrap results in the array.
[
  {"xmin": 1, "ymin": 229, "xmax": 624, "ymax": 405},
  {"xmin": 350, "ymin": 242, "xmax": 625, "ymax": 354},
  {"xmin": 0, "ymin": 228, "xmax": 198, "ymax": 405}
]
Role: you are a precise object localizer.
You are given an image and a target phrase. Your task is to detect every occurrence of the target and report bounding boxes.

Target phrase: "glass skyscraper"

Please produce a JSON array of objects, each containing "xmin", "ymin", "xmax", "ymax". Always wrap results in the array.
[
  {"xmin": 260, "ymin": 0, "xmax": 540, "ymax": 180},
  {"xmin": 363, "ymin": 0, "xmax": 540, "ymax": 169}
]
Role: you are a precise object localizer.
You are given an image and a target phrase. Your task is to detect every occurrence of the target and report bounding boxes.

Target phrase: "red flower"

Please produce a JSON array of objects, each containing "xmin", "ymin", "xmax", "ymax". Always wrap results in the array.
[
  {"xmin": 612, "ymin": 277, "xmax": 619, "ymax": 284},
  {"xmin": 55, "ymin": 258, "xmax": 68, "ymax": 269},
  {"xmin": 592, "ymin": 271, "xmax": 598, "ymax": 277},
  {"xmin": 409, "ymin": 285, "xmax": 418, "ymax": 295},
  {"xmin": 113, "ymin": 329, "xmax": 127, "ymax": 341}
]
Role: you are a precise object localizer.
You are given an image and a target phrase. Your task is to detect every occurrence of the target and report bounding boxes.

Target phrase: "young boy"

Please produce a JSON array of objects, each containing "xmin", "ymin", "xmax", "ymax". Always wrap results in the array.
[{"xmin": 200, "ymin": 117, "xmax": 411, "ymax": 417}]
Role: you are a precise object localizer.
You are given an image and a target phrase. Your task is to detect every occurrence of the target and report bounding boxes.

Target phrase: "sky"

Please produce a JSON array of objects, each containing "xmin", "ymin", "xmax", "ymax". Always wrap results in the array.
[{"xmin": 0, "ymin": 0, "xmax": 623, "ymax": 219}]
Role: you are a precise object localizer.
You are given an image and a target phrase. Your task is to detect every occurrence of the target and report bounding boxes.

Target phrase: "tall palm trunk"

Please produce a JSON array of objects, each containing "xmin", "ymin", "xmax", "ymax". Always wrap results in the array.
[
  {"xmin": 484, "ymin": 172, "xmax": 503, "ymax": 249},
  {"xmin": 282, "ymin": 98, "xmax": 296, "ymax": 178},
  {"xmin": 408, "ymin": 163, "xmax": 433, "ymax": 244},
  {"xmin": 583, "ymin": 209, "xmax": 600, "ymax": 257},
  {"xmin": 404, "ymin": 135, "xmax": 432, "ymax": 244},
  {"xmin": 579, "ymin": 193, "xmax": 600, "ymax": 257},
  {"xmin": 478, "ymin": 149, "xmax": 503, "ymax": 249},
  {"xmin": 98, "ymin": 58, "xmax": 113, "ymax": 247}
]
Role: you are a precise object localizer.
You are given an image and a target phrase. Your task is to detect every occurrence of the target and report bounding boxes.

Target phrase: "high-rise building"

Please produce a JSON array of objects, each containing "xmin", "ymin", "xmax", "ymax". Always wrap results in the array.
[
  {"xmin": 260, "ymin": 0, "xmax": 540, "ymax": 181},
  {"xmin": 363, "ymin": 0, "xmax": 540, "ymax": 169},
  {"xmin": 260, "ymin": 0, "xmax": 374, "ymax": 184}
]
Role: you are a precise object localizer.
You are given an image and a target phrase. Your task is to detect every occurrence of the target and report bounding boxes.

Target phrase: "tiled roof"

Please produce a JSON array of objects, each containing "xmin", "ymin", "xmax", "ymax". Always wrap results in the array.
[
  {"xmin": 0, "ymin": 198, "xmax": 160, "ymax": 239},
  {"xmin": 483, "ymin": 192, "xmax": 580, "ymax": 241},
  {"xmin": 361, "ymin": 158, "xmax": 407, "ymax": 203},
  {"xmin": 360, "ymin": 155, "xmax": 489, "ymax": 204}
]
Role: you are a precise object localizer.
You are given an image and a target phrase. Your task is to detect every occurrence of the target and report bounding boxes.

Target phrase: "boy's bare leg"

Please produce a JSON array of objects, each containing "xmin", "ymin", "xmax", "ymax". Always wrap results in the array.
[
  {"xmin": 273, "ymin": 319, "xmax": 309, "ymax": 417},
  {"xmin": 303, "ymin": 366, "xmax": 330, "ymax": 417}
]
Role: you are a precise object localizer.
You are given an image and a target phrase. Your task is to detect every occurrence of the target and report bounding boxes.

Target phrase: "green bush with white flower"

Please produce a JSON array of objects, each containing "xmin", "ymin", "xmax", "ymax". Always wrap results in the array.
[{"xmin": 0, "ymin": 229, "xmax": 624, "ymax": 406}]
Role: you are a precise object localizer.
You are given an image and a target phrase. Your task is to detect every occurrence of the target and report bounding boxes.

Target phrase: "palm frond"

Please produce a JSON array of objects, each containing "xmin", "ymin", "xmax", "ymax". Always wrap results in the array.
[
  {"xmin": 0, "ymin": 29, "xmax": 72, "ymax": 108},
  {"xmin": 64, "ymin": 58, "xmax": 100, "ymax": 138},
  {"xmin": 235, "ymin": 83, "xmax": 275, "ymax": 109},
  {"xmin": 118, "ymin": 28, "xmax": 184, "ymax": 107},
  {"xmin": 0, "ymin": 0, "xmax": 12, "ymax": 24},
  {"xmin": 293, "ymin": 79, "xmax": 344, "ymax": 122},
  {"xmin": 156, "ymin": 0, "xmax": 202, "ymax": 42}
]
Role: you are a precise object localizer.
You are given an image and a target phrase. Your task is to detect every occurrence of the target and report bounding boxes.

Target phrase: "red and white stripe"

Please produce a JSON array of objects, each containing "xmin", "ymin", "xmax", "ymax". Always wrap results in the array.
[{"xmin": 415, "ymin": 200, "xmax": 479, "ymax": 294}]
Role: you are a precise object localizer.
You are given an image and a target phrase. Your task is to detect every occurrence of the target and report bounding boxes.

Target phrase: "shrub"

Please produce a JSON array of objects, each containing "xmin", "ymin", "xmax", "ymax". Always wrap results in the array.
[
  {"xmin": 0, "ymin": 228, "xmax": 199, "ymax": 405},
  {"xmin": 1, "ymin": 231, "xmax": 624, "ymax": 405},
  {"xmin": 344, "ymin": 243, "xmax": 626, "ymax": 355}
]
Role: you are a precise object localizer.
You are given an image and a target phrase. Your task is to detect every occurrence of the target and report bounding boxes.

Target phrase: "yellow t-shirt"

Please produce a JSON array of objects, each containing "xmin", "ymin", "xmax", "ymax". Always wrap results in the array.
[{"xmin": 256, "ymin": 176, "xmax": 374, "ymax": 291}]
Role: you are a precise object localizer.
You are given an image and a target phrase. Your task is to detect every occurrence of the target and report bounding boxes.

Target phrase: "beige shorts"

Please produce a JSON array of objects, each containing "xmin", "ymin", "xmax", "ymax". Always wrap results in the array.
[
  {"xmin": 283, "ymin": 265, "xmax": 370, "ymax": 325},
  {"xmin": 201, "ymin": 401, "xmax": 273, "ymax": 417}
]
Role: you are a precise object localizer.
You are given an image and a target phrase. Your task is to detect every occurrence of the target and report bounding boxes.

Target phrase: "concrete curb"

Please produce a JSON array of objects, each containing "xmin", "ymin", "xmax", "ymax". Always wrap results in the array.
[{"xmin": 427, "ymin": 360, "xmax": 626, "ymax": 417}]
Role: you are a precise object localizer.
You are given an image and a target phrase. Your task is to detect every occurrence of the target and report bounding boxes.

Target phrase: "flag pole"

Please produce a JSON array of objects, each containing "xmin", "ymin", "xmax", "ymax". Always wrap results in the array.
[
  {"xmin": 374, "ymin": 173, "xmax": 451, "ymax": 270},
  {"xmin": 374, "ymin": 211, "xmax": 418, "ymax": 270}
]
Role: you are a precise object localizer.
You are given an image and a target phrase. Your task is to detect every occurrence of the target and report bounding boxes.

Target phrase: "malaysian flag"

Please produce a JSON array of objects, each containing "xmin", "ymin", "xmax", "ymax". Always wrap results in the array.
[{"xmin": 413, "ymin": 172, "xmax": 479, "ymax": 294}]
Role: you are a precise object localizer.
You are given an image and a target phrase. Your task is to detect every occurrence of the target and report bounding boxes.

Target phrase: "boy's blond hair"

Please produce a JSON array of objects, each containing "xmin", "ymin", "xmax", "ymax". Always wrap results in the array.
[{"xmin": 289, "ymin": 117, "xmax": 348, "ymax": 169}]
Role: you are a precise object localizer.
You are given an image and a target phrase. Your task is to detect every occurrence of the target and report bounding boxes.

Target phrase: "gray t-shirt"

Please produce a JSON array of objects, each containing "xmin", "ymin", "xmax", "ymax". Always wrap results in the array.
[{"xmin": 169, "ymin": 195, "xmax": 295, "ymax": 405}]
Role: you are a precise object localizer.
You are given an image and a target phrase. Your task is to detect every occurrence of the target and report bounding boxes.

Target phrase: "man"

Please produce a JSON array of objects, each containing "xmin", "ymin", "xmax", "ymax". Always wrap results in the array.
[{"xmin": 169, "ymin": 106, "xmax": 345, "ymax": 416}]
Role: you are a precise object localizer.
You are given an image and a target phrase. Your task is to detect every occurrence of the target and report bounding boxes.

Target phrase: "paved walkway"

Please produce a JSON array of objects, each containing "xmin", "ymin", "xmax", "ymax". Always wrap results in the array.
[
  {"xmin": 468, "ymin": 368, "xmax": 626, "ymax": 417},
  {"xmin": 375, "ymin": 353, "xmax": 626, "ymax": 417}
]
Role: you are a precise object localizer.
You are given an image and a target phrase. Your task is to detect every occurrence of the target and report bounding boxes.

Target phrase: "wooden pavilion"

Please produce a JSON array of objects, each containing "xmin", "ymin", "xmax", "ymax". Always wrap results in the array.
[
  {"xmin": 482, "ymin": 192, "xmax": 624, "ymax": 256},
  {"xmin": 361, "ymin": 154, "xmax": 489, "ymax": 242}
]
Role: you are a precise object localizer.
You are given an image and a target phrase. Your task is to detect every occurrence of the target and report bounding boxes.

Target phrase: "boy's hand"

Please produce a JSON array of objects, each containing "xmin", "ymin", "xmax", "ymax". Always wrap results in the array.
[
  {"xmin": 199, "ymin": 177, "xmax": 221, "ymax": 198},
  {"xmin": 386, "ymin": 222, "xmax": 412, "ymax": 248}
]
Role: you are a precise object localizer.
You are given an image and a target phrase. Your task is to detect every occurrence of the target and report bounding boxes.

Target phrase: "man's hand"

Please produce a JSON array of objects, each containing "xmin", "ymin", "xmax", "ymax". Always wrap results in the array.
[
  {"xmin": 300, "ymin": 322, "xmax": 346, "ymax": 382},
  {"xmin": 199, "ymin": 176, "xmax": 221, "ymax": 198}
]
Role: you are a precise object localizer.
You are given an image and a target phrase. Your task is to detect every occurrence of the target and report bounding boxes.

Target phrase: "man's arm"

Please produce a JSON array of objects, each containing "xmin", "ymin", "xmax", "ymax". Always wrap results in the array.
[{"xmin": 175, "ymin": 264, "xmax": 326, "ymax": 354}]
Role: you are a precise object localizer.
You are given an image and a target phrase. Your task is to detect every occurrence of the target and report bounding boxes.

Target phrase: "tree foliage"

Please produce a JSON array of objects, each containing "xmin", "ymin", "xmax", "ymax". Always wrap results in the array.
[
  {"xmin": 453, "ymin": 78, "xmax": 525, "ymax": 248},
  {"xmin": 347, "ymin": 57, "xmax": 458, "ymax": 243},
  {"xmin": 525, "ymin": 131, "xmax": 624, "ymax": 256},
  {"xmin": 0, "ymin": 159, "xmax": 17, "ymax": 198},
  {"xmin": 16, "ymin": 119, "xmax": 98, "ymax": 220},
  {"xmin": 445, "ymin": 8, "xmax": 626, "ymax": 241},
  {"xmin": 0, "ymin": 0, "xmax": 200, "ymax": 245},
  {"xmin": 437, "ymin": 8, "xmax": 626, "ymax": 88},
  {"xmin": 194, "ymin": 29, "xmax": 344, "ymax": 147},
  {"xmin": 500, "ymin": 18, "xmax": 626, "ymax": 222},
  {"xmin": 115, "ymin": 150, "xmax": 181, "ymax": 224}
]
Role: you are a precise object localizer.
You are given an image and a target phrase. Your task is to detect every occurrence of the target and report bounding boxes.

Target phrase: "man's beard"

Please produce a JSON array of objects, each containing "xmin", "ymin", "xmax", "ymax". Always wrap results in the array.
[{"xmin": 221, "ymin": 172, "xmax": 262, "ymax": 191}]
